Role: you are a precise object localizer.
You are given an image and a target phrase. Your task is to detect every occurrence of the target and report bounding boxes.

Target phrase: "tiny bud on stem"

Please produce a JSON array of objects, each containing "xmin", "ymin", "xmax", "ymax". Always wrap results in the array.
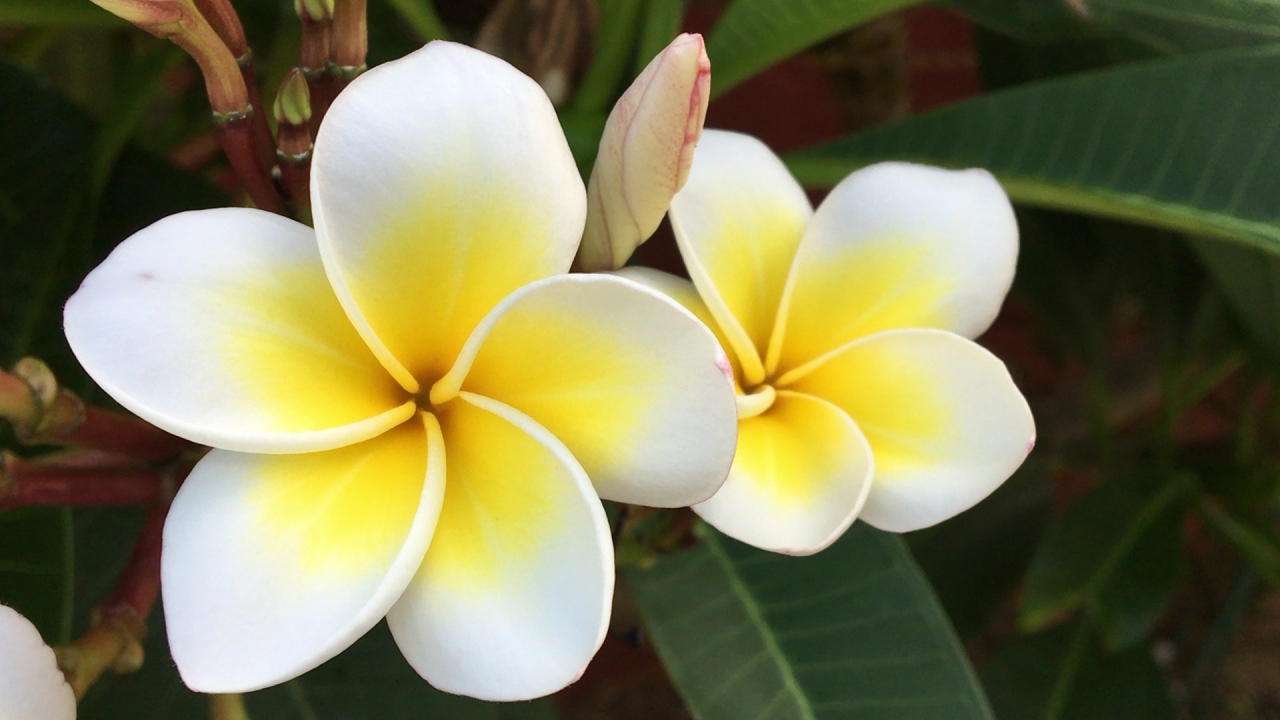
[{"xmin": 274, "ymin": 69, "xmax": 315, "ymax": 222}]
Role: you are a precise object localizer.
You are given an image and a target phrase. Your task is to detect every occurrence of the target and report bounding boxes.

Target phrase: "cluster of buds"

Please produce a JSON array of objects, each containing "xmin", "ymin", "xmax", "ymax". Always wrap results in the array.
[{"xmin": 88, "ymin": 0, "xmax": 371, "ymax": 221}]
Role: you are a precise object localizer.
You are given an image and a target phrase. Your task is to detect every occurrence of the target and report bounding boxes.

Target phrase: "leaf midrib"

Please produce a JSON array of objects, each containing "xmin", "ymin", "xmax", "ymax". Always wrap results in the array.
[{"xmin": 704, "ymin": 533, "xmax": 816, "ymax": 720}]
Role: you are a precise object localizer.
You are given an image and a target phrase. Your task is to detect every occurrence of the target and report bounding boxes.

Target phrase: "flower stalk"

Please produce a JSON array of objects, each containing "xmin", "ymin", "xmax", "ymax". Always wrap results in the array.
[{"xmin": 56, "ymin": 502, "xmax": 169, "ymax": 699}]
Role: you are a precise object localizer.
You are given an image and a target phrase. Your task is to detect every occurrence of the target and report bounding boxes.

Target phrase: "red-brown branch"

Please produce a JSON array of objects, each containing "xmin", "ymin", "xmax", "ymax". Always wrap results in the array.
[{"xmin": 1, "ymin": 454, "xmax": 170, "ymax": 510}]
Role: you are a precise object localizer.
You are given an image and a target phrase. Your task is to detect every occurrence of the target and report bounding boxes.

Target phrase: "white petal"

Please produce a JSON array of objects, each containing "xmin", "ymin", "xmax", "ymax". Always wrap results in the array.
[
  {"xmin": 388, "ymin": 393, "xmax": 612, "ymax": 701},
  {"xmin": 312, "ymin": 41, "xmax": 586, "ymax": 389},
  {"xmin": 693, "ymin": 391, "xmax": 873, "ymax": 555},
  {"xmin": 786, "ymin": 329, "xmax": 1035, "ymax": 532},
  {"xmin": 612, "ymin": 266, "xmax": 743, "ymax": 384},
  {"xmin": 769, "ymin": 162, "xmax": 1018, "ymax": 378},
  {"xmin": 0, "ymin": 605, "xmax": 75, "ymax": 720},
  {"xmin": 162, "ymin": 415, "xmax": 444, "ymax": 692},
  {"xmin": 63, "ymin": 208, "xmax": 413, "ymax": 454},
  {"xmin": 434, "ymin": 274, "xmax": 737, "ymax": 507},
  {"xmin": 668, "ymin": 129, "xmax": 813, "ymax": 385}
]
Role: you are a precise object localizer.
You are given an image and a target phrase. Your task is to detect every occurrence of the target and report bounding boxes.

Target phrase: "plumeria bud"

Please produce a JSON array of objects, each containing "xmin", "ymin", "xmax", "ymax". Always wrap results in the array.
[
  {"xmin": 575, "ymin": 33, "xmax": 711, "ymax": 272},
  {"xmin": 294, "ymin": 0, "xmax": 334, "ymax": 23},
  {"xmin": 274, "ymin": 69, "xmax": 313, "ymax": 129}
]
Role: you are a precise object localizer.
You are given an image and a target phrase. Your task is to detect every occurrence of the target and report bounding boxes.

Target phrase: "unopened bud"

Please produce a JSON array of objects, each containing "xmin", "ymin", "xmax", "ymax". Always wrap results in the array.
[
  {"xmin": 274, "ymin": 69, "xmax": 313, "ymax": 128},
  {"xmin": 295, "ymin": 0, "xmax": 334, "ymax": 23},
  {"xmin": 575, "ymin": 33, "xmax": 711, "ymax": 271}
]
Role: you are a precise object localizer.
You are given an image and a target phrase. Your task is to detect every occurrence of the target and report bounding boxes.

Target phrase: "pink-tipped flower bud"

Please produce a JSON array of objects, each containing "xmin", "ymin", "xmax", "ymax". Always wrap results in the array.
[{"xmin": 575, "ymin": 33, "xmax": 711, "ymax": 271}]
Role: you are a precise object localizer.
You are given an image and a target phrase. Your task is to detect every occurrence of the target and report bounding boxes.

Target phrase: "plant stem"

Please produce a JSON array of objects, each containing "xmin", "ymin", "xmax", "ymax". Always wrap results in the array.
[{"xmin": 1, "ymin": 454, "xmax": 171, "ymax": 509}]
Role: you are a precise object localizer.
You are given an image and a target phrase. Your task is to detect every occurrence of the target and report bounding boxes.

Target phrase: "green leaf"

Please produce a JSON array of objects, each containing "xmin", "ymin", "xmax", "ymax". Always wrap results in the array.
[
  {"xmin": 785, "ymin": 46, "xmax": 1280, "ymax": 257},
  {"xmin": 0, "ymin": 0, "xmax": 124, "ymax": 27},
  {"xmin": 634, "ymin": 0, "xmax": 685, "ymax": 75},
  {"xmin": 706, "ymin": 0, "xmax": 925, "ymax": 97},
  {"xmin": 1195, "ymin": 495, "xmax": 1280, "ymax": 587},
  {"xmin": 1089, "ymin": 504, "xmax": 1184, "ymax": 651},
  {"xmin": 953, "ymin": 0, "xmax": 1280, "ymax": 52},
  {"xmin": 0, "ymin": 508, "xmax": 72, "ymax": 643},
  {"xmin": 1189, "ymin": 237, "xmax": 1280, "ymax": 358},
  {"xmin": 1020, "ymin": 477, "xmax": 1187, "ymax": 647},
  {"xmin": 379, "ymin": 0, "xmax": 450, "ymax": 41},
  {"xmin": 982, "ymin": 623, "xmax": 1174, "ymax": 720},
  {"xmin": 629, "ymin": 523, "xmax": 994, "ymax": 720},
  {"xmin": 573, "ymin": 0, "xmax": 646, "ymax": 112}
]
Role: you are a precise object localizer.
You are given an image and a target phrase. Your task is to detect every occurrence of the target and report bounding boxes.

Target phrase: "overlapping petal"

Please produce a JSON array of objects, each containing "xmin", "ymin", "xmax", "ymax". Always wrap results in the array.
[
  {"xmin": 163, "ymin": 415, "xmax": 445, "ymax": 692},
  {"xmin": 436, "ymin": 274, "xmax": 737, "ymax": 507},
  {"xmin": 612, "ymin": 266, "xmax": 742, "ymax": 383},
  {"xmin": 786, "ymin": 329, "xmax": 1034, "ymax": 533},
  {"xmin": 668, "ymin": 129, "xmax": 813, "ymax": 384},
  {"xmin": 768, "ymin": 162, "xmax": 1018, "ymax": 378},
  {"xmin": 63, "ymin": 209, "xmax": 414, "ymax": 454},
  {"xmin": 0, "ymin": 605, "xmax": 75, "ymax": 720},
  {"xmin": 312, "ymin": 41, "xmax": 587, "ymax": 389},
  {"xmin": 387, "ymin": 394, "xmax": 611, "ymax": 701},
  {"xmin": 692, "ymin": 392, "xmax": 873, "ymax": 555}
]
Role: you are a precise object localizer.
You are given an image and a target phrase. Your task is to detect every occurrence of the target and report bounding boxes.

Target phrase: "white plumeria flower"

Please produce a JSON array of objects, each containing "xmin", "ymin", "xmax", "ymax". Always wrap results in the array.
[
  {"xmin": 621, "ymin": 129, "xmax": 1036, "ymax": 555},
  {"xmin": 63, "ymin": 42, "xmax": 737, "ymax": 700},
  {"xmin": 0, "ymin": 604, "xmax": 76, "ymax": 720}
]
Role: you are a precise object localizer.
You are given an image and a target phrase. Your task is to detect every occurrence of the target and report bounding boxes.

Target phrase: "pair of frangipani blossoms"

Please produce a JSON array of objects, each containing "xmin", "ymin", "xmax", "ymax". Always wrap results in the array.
[{"xmin": 2, "ymin": 32, "xmax": 1034, "ymax": 719}]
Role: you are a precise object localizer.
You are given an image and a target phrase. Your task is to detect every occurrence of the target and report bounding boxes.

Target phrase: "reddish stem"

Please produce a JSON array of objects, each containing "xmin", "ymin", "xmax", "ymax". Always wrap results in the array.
[
  {"xmin": 1, "ymin": 455, "xmax": 170, "ymax": 510},
  {"xmin": 56, "ymin": 406, "xmax": 190, "ymax": 463},
  {"xmin": 105, "ymin": 502, "xmax": 168, "ymax": 616},
  {"xmin": 301, "ymin": 18, "xmax": 333, "ymax": 129},
  {"xmin": 217, "ymin": 114, "xmax": 288, "ymax": 214},
  {"xmin": 242, "ymin": 61, "xmax": 280, "ymax": 180}
]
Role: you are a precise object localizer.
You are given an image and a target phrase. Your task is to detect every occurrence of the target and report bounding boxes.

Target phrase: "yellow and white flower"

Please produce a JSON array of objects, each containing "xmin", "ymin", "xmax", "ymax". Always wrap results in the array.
[
  {"xmin": 622, "ymin": 129, "xmax": 1035, "ymax": 554},
  {"xmin": 63, "ymin": 42, "xmax": 737, "ymax": 700},
  {"xmin": 0, "ymin": 604, "xmax": 75, "ymax": 720}
]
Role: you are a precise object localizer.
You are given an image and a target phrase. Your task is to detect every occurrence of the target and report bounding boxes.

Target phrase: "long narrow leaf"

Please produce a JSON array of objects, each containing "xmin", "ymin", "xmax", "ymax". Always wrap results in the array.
[
  {"xmin": 786, "ymin": 46, "xmax": 1280, "ymax": 256},
  {"xmin": 707, "ymin": 0, "xmax": 924, "ymax": 97}
]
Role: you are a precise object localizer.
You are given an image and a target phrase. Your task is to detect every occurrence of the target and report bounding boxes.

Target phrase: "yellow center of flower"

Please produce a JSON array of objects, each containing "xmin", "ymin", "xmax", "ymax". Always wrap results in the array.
[{"xmin": 736, "ymin": 383, "xmax": 776, "ymax": 419}]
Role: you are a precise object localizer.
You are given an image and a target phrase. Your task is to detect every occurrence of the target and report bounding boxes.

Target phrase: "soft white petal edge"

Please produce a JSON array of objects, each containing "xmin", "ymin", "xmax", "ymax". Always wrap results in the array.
[
  {"xmin": 693, "ymin": 391, "xmax": 874, "ymax": 556},
  {"xmin": 798, "ymin": 329, "xmax": 1035, "ymax": 533},
  {"xmin": 387, "ymin": 393, "xmax": 613, "ymax": 701},
  {"xmin": 63, "ymin": 208, "xmax": 414, "ymax": 454},
  {"xmin": 0, "ymin": 605, "xmax": 76, "ymax": 720},
  {"xmin": 163, "ymin": 414, "xmax": 445, "ymax": 692},
  {"xmin": 434, "ymin": 272, "xmax": 737, "ymax": 507}
]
